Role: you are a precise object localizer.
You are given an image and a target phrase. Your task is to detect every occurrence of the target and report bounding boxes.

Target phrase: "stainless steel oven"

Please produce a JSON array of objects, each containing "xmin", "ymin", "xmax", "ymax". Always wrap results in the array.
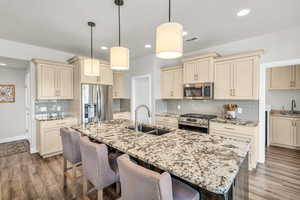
[{"xmin": 183, "ymin": 83, "xmax": 213, "ymax": 100}]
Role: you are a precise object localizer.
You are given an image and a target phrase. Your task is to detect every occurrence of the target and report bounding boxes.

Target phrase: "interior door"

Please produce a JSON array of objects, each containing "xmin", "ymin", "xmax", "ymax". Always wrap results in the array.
[
  {"xmin": 214, "ymin": 62, "xmax": 232, "ymax": 99},
  {"xmin": 269, "ymin": 66, "xmax": 293, "ymax": 89},
  {"xmin": 233, "ymin": 58, "xmax": 255, "ymax": 99},
  {"xmin": 271, "ymin": 117, "xmax": 293, "ymax": 146}
]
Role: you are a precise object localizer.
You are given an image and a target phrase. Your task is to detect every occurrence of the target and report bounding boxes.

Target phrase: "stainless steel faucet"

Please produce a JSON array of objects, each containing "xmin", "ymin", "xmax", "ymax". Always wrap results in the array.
[
  {"xmin": 135, "ymin": 105, "xmax": 151, "ymax": 131},
  {"xmin": 291, "ymin": 99, "xmax": 296, "ymax": 114}
]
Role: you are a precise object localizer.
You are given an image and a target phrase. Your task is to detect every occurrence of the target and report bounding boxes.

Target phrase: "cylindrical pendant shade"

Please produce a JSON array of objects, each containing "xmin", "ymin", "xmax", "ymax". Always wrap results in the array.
[
  {"xmin": 156, "ymin": 22, "xmax": 183, "ymax": 59},
  {"xmin": 110, "ymin": 46, "xmax": 130, "ymax": 70},
  {"xmin": 84, "ymin": 58, "xmax": 100, "ymax": 76}
]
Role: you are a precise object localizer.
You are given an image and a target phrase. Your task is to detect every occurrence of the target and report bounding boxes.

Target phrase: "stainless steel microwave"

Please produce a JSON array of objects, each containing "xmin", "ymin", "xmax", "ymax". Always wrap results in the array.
[{"xmin": 183, "ymin": 83, "xmax": 214, "ymax": 100}]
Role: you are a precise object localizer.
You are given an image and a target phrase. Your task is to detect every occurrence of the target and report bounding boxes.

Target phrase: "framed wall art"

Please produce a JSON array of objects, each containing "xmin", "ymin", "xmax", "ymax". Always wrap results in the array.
[{"xmin": 0, "ymin": 84, "xmax": 15, "ymax": 103}]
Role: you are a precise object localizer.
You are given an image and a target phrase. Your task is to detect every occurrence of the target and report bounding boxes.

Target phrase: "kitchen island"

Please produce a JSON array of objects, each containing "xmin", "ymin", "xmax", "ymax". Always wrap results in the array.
[{"xmin": 72, "ymin": 119, "xmax": 250, "ymax": 200}]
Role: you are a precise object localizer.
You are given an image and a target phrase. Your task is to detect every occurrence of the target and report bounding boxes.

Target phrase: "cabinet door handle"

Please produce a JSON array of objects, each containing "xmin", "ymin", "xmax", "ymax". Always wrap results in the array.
[{"xmin": 224, "ymin": 127, "xmax": 235, "ymax": 130}]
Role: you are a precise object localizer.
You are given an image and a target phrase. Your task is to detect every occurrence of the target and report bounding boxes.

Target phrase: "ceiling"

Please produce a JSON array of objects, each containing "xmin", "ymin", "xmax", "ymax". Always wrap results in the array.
[
  {"xmin": 0, "ymin": 56, "xmax": 29, "ymax": 70},
  {"xmin": 1, "ymin": 0, "xmax": 300, "ymax": 60}
]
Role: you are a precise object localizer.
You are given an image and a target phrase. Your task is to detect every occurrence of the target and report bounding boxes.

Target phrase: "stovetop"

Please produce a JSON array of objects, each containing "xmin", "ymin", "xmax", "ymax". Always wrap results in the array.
[{"xmin": 180, "ymin": 113, "xmax": 217, "ymax": 120}]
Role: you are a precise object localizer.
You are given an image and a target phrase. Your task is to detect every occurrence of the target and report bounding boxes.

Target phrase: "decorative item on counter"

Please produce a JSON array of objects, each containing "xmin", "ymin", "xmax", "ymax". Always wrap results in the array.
[
  {"xmin": 223, "ymin": 104, "xmax": 238, "ymax": 119},
  {"xmin": 0, "ymin": 84, "xmax": 15, "ymax": 103}
]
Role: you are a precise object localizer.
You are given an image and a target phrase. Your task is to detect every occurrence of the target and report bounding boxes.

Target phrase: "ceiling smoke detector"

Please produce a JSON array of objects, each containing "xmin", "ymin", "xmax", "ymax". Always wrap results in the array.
[{"xmin": 185, "ymin": 37, "xmax": 199, "ymax": 42}]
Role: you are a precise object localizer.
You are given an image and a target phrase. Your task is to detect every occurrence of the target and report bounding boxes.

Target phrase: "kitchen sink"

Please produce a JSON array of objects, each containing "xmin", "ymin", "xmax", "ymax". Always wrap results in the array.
[{"xmin": 126, "ymin": 125, "xmax": 172, "ymax": 136}]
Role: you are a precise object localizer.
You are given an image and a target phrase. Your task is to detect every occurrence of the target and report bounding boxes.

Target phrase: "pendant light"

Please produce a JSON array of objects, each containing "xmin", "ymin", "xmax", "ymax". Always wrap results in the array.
[
  {"xmin": 110, "ymin": 0, "xmax": 129, "ymax": 71},
  {"xmin": 85, "ymin": 21, "xmax": 100, "ymax": 76},
  {"xmin": 156, "ymin": 0, "xmax": 183, "ymax": 59}
]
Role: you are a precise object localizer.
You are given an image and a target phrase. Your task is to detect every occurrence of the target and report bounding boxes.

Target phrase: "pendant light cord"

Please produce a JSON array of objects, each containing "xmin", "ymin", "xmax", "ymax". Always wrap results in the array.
[
  {"xmin": 118, "ymin": 4, "xmax": 121, "ymax": 46},
  {"xmin": 90, "ymin": 25, "xmax": 93, "ymax": 59},
  {"xmin": 169, "ymin": 0, "xmax": 171, "ymax": 22}
]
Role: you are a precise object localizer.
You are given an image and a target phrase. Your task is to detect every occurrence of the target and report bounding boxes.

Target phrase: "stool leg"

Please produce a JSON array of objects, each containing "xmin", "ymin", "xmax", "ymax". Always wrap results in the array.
[
  {"xmin": 116, "ymin": 182, "xmax": 121, "ymax": 194},
  {"xmin": 97, "ymin": 190, "xmax": 103, "ymax": 200},
  {"xmin": 71, "ymin": 163, "xmax": 77, "ymax": 199},
  {"xmin": 83, "ymin": 176, "xmax": 90, "ymax": 200},
  {"xmin": 63, "ymin": 158, "xmax": 67, "ymax": 188}
]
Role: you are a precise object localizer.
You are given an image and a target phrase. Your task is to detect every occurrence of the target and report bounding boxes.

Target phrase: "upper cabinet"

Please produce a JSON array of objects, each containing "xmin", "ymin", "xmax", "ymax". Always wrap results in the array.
[
  {"xmin": 34, "ymin": 59, "xmax": 74, "ymax": 100},
  {"xmin": 68, "ymin": 56, "xmax": 113, "ymax": 85},
  {"xmin": 214, "ymin": 51, "xmax": 262, "ymax": 100},
  {"xmin": 160, "ymin": 66, "xmax": 183, "ymax": 99},
  {"xmin": 182, "ymin": 53, "xmax": 218, "ymax": 84},
  {"xmin": 268, "ymin": 65, "xmax": 300, "ymax": 90},
  {"xmin": 113, "ymin": 72, "xmax": 126, "ymax": 99}
]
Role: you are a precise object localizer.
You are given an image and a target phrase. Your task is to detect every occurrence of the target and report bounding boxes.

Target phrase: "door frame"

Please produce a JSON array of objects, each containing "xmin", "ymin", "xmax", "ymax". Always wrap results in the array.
[
  {"xmin": 259, "ymin": 58, "xmax": 300, "ymax": 163},
  {"xmin": 131, "ymin": 74, "xmax": 152, "ymax": 122}
]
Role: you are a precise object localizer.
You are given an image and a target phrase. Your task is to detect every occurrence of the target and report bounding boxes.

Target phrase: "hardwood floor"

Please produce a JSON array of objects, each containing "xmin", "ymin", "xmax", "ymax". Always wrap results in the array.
[
  {"xmin": 249, "ymin": 146, "xmax": 300, "ymax": 200},
  {"xmin": 0, "ymin": 144, "xmax": 299, "ymax": 200}
]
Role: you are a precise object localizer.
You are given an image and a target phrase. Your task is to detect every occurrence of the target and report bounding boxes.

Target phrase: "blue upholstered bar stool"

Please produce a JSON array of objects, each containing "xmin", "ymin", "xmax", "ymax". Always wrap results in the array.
[
  {"xmin": 117, "ymin": 154, "xmax": 200, "ymax": 200},
  {"xmin": 60, "ymin": 127, "xmax": 82, "ymax": 198},
  {"xmin": 79, "ymin": 136, "xmax": 120, "ymax": 200}
]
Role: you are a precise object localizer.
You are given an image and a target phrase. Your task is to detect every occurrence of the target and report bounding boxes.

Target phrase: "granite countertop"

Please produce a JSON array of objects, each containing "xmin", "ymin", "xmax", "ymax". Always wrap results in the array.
[
  {"xmin": 72, "ymin": 119, "xmax": 250, "ymax": 194},
  {"xmin": 155, "ymin": 112, "xmax": 180, "ymax": 118},
  {"xmin": 271, "ymin": 110, "xmax": 300, "ymax": 119},
  {"xmin": 211, "ymin": 118, "xmax": 258, "ymax": 127}
]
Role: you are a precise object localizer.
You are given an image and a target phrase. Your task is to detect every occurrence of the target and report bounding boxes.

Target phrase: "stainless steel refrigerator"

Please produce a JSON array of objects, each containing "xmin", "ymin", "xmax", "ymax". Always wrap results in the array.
[{"xmin": 81, "ymin": 84, "xmax": 113, "ymax": 124}]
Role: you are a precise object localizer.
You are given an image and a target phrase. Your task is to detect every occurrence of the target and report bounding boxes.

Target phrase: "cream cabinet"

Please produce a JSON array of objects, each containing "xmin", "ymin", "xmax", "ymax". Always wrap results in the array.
[
  {"xmin": 210, "ymin": 122, "xmax": 259, "ymax": 170},
  {"xmin": 182, "ymin": 53, "xmax": 217, "ymax": 84},
  {"xmin": 214, "ymin": 52, "xmax": 261, "ymax": 100},
  {"xmin": 268, "ymin": 65, "xmax": 300, "ymax": 90},
  {"xmin": 160, "ymin": 66, "xmax": 183, "ymax": 99},
  {"xmin": 68, "ymin": 56, "xmax": 113, "ymax": 85},
  {"xmin": 113, "ymin": 72, "xmax": 126, "ymax": 99},
  {"xmin": 34, "ymin": 59, "xmax": 74, "ymax": 100},
  {"xmin": 155, "ymin": 115, "xmax": 178, "ymax": 129},
  {"xmin": 270, "ymin": 116, "xmax": 300, "ymax": 149},
  {"xmin": 37, "ymin": 118, "xmax": 78, "ymax": 158}
]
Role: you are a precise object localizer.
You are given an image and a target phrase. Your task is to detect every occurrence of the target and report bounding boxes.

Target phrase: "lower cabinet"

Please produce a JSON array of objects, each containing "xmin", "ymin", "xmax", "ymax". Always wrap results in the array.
[
  {"xmin": 210, "ymin": 122, "xmax": 259, "ymax": 170},
  {"xmin": 270, "ymin": 116, "xmax": 300, "ymax": 149},
  {"xmin": 155, "ymin": 115, "xmax": 178, "ymax": 129},
  {"xmin": 37, "ymin": 118, "xmax": 78, "ymax": 158}
]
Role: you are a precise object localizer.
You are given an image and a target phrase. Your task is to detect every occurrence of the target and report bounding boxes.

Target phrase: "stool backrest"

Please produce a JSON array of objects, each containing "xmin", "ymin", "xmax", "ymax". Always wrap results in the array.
[
  {"xmin": 60, "ymin": 128, "xmax": 81, "ymax": 164},
  {"xmin": 79, "ymin": 137, "xmax": 116, "ymax": 189},
  {"xmin": 117, "ymin": 154, "xmax": 173, "ymax": 200}
]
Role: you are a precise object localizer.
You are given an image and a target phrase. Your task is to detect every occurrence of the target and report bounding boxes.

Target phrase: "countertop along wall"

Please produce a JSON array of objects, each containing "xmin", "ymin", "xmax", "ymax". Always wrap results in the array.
[{"xmin": 0, "ymin": 67, "xmax": 26, "ymax": 142}]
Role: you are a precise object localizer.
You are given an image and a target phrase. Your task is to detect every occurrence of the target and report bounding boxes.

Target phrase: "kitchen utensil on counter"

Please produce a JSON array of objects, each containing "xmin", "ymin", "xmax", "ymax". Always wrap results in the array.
[{"xmin": 223, "ymin": 104, "xmax": 238, "ymax": 119}]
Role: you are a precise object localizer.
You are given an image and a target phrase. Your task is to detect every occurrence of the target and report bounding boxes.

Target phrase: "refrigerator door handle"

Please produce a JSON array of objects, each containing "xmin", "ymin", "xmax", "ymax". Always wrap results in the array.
[{"xmin": 97, "ymin": 86, "xmax": 102, "ymax": 121}]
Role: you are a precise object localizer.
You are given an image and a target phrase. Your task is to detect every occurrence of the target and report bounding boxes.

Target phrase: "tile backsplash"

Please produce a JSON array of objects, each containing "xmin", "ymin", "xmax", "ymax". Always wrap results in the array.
[
  {"xmin": 35, "ymin": 100, "xmax": 74, "ymax": 119},
  {"xmin": 113, "ymin": 99, "xmax": 131, "ymax": 113},
  {"xmin": 156, "ymin": 99, "xmax": 259, "ymax": 121}
]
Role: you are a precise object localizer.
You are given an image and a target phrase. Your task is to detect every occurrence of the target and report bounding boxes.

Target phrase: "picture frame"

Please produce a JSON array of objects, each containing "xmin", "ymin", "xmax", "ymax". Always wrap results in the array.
[{"xmin": 0, "ymin": 84, "xmax": 15, "ymax": 103}]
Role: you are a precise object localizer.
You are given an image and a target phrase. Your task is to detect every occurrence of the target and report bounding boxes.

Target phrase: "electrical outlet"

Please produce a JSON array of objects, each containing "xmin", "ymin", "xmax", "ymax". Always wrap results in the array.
[{"xmin": 237, "ymin": 107, "xmax": 242, "ymax": 114}]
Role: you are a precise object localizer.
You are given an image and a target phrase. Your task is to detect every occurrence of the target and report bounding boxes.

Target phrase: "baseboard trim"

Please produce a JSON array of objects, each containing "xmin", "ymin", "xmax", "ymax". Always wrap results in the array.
[{"xmin": 0, "ymin": 135, "xmax": 29, "ymax": 144}]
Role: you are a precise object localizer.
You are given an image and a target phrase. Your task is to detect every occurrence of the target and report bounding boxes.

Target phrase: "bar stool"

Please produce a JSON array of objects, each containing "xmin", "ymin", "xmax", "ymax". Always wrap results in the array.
[
  {"xmin": 117, "ymin": 154, "xmax": 200, "ymax": 200},
  {"xmin": 79, "ymin": 137, "xmax": 120, "ymax": 200},
  {"xmin": 60, "ymin": 128, "xmax": 82, "ymax": 198}
]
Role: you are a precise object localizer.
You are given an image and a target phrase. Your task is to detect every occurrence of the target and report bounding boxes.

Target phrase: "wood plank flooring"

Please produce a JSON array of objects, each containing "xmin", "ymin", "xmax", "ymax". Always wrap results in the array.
[{"xmin": 0, "ymin": 144, "xmax": 299, "ymax": 200}]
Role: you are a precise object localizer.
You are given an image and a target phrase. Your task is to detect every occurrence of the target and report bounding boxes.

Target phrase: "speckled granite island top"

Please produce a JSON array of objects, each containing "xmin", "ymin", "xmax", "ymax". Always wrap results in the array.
[{"xmin": 72, "ymin": 119, "xmax": 250, "ymax": 195}]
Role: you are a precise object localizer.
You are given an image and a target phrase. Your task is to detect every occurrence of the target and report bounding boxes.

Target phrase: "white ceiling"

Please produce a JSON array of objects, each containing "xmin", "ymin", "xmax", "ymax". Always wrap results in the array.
[
  {"xmin": 0, "ymin": 56, "xmax": 29, "ymax": 70},
  {"xmin": 1, "ymin": 0, "xmax": 300, "ymax": 59}
]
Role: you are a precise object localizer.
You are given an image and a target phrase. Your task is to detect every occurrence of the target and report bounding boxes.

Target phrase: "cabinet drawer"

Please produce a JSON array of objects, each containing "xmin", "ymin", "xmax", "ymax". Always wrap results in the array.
[
  {"xmin": 210, "ymin": 122, "xmax": 255, "ymax": 136},
  {"xmin": 155, "ymin": 116, "xmax": 178, "ymax": 124}
]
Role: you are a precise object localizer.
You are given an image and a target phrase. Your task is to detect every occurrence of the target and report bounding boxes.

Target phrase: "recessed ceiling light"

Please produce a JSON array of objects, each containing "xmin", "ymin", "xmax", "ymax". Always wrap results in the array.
[
  {"xmin": 183, "ymin": 31, "xmax": 188, "ymax": 36},
  {"xmin": 145, "ymin": 44, "xmax": 152, "ymax": 48},
  {"xmin": 101, "ymin": 46, "xmax": 108, "ymax": 50},
  {"xmin": 237, "ymin": 9, "xmax": 251, "ymax": 17},
  {"xmin": 0, "ymin": 63, "xmax": 7, "ymax": 66}
]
